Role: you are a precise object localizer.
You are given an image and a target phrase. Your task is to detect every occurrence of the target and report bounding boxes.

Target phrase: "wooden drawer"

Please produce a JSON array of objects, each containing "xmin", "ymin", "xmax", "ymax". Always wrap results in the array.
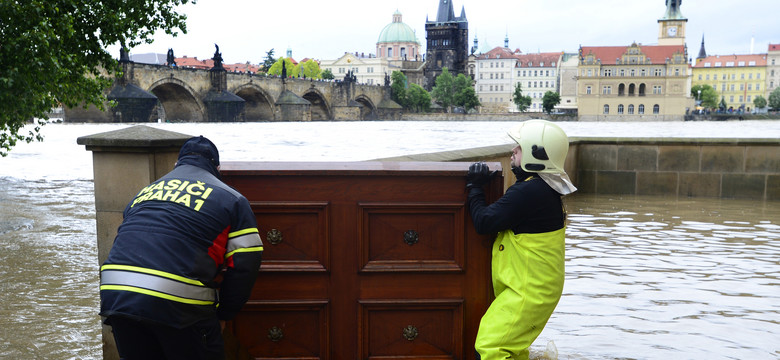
[
  {"xmin": 358, "ymin": 203, "xmax": 465, "ymax": 273},
  {"xmin": 252, "ymin": 202, "xmax": 330, "ymax": 272},
  {"xmin": 232, "ymin": 300, "xmax": 329, "ymax": 360},
  {"xmin": 359, "ymin": 299, "xmax": 463, "ymax": 360}
]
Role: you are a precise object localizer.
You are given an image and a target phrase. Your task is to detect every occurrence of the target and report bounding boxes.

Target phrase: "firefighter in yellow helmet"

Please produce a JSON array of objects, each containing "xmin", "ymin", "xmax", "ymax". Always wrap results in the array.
[{"xmin": 466, "ymin": 120, "xmax": 576, "ymax": 360}]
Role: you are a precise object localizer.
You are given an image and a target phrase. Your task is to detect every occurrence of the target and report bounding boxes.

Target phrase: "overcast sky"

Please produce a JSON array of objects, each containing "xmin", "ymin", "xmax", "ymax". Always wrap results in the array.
[{"xmin": 110, "ymin": 0, "xmax": 779, "ymax": 64}]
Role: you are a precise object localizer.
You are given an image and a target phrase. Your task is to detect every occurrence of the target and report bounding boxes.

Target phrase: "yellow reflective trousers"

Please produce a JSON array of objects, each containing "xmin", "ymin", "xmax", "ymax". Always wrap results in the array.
[{"xmin": 475, "ymin": 227, "xmax": 565, "ymax": 360}]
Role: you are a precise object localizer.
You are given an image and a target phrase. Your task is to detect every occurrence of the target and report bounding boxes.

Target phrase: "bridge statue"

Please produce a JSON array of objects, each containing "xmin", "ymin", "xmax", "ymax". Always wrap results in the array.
[
  {"xmin": 212, "ymin": 43, "xmax": 223, "ymax": 69},
  {"xmin": 166, "ymin": 48, "xmax": 176, "ymax": 67}
]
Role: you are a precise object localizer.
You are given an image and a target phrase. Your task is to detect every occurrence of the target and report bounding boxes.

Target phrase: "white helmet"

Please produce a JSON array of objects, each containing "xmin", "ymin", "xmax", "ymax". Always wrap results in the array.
[{"xmin": 507, "ymin": 120, "xmax": 569, "ymax": 174}]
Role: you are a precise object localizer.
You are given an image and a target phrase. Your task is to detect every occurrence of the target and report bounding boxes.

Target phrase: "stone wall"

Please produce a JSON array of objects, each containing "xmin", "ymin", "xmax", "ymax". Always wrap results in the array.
[{"xmin": 376, "ymin": 137, "xmax": 780, "ymax": 201}]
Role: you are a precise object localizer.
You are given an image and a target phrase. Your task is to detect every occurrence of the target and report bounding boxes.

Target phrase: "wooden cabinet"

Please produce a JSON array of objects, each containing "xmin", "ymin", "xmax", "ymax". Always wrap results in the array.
[{"xmin": 220, "ymin": 161, "xmax": 503, "ymax": 360}]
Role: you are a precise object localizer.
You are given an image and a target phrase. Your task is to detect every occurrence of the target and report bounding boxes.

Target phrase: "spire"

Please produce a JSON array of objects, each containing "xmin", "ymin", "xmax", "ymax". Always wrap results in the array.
[
  {"xmin": 460, "ymin": 5, "xmax": 467, "ymax": 21},
  {"xmin": 697, "ymin": 34, "xmax": 707, "ymax": 60},
  {"xmin": 661, "ymin": 0, "xmax": 686, "ymax": 20},
  {"xmin": 504, "ymin": 31, "xmax": 509, "ymax": 48},
  {"xmin": 436, "ymin": 0, "xmax": 456, "ymax": 22}
]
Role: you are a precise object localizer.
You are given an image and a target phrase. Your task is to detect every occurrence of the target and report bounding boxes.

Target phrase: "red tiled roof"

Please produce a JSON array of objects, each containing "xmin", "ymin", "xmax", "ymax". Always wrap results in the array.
[
  {"xmin": 477, "ymin": 47, "xmax": 520, "ymax": 60},
  {"xmin": 515, "ymin": 52, "xmax": 561, "ymax": 68},
  {"xmin": 693, "ymin": 54, "xmax": 767, "ymax": 68},
  {"xmin": 769, "ymin": 44, "xmax": 780, "ymax": 52},
  {"xmin": 579, "ymin": 45, "xmax": 685, "ymax": 65}
]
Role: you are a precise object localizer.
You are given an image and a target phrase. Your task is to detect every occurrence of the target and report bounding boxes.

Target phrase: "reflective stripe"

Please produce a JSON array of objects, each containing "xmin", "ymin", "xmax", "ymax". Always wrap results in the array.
[
  {"xmin": 100, "ymin": 269, "xmax": 216, "ymax": 305},
  {"xmin": 101, "ymin": 264, "xmax": 205, "ymax": 286},
  {"xmin": 225, "ymin": 232, "xmax": 263, "ymax": 256},
  {"xmin": 229, "ymin": 227, "xmax": 258, "ymax": 238},
  {"xmin": 226, "ymin": 246, "xmax": 264, "ymax": 258}
]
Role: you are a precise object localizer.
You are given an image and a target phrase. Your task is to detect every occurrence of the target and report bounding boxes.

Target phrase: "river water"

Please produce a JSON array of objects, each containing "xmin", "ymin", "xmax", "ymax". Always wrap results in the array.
[{"xmin": 1, "ymin": 121, "xmax": 778, "ymax": 359}]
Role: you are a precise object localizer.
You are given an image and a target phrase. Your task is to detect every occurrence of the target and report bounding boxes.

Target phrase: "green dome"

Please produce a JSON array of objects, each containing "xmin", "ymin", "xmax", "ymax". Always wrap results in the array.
[{"xmin": 377, "ymin": 11, "xmax": 419, "ymax": 44}]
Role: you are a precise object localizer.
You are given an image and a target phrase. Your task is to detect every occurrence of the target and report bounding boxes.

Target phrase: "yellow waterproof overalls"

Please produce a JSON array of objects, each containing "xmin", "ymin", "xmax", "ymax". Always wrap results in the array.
[{"xmin": 475, "ymin": 227, "xmax": 565, "ymax": 360}]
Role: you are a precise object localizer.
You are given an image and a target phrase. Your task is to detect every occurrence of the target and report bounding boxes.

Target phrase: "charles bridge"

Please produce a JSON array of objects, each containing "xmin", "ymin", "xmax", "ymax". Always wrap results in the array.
[{"xmin": 65, "ymin": 49, "xmax": 400, "ymax": 123}]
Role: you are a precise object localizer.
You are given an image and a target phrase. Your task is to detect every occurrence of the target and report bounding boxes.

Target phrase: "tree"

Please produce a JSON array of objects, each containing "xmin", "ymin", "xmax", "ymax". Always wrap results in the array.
[
  {"xmin": 0, "ymin": 0, "xmax": 191, "ymax": 156},
  {"xmin": 430, "ymin": 67, "xmax": 455, "ymax": 111},
  {"xmin": 407, "ymin": 84, "xmax": 432, "ymax": 113},
  {"xmin": 390, "ymin": 71, "xmax": 409, "ymax": 109},
  {"xmin": 261, "ymin": 49, "xmax": 277, "ymax": 73},
  {"xmin": 690, "ymin": 84, "xmax": 719, "ymax": 109},
  {"xmin": 769, "ymin": 87, "xmax": 780, "ymax": 111},
  {"xmin": 267, "ymin": 58, "xmax": 296, "ymax": 77},
  {"xmin": 452, "ymin": 74, "xmax": 480, "ymax": 112},
  {"xmin": 753, "ymin": 95, "xmax": 767, "ymax": 110},
  {"xmin": 542, "ymin": 91, "xmax": 562, "ymax": 114},
  {"xmin": 512, "ymin": 83, "xmax": 532, "ymax": 112},
  {"xmin": 719, "ymin": 97, "xmax": 727, "ymax": 111},
  {"xmin": 321, "ymin": 69, "xmax": 334, "ymax": 80},
  {"xmin": 296, "ymin": 59, "xmax": 321, "ymax": 79}
]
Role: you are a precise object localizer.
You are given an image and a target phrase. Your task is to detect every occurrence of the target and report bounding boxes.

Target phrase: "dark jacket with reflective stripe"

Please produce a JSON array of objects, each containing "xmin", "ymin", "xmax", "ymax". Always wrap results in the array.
[{"xmin": 100, "ymin": 156, "xmax": 263, "ymax": 328}]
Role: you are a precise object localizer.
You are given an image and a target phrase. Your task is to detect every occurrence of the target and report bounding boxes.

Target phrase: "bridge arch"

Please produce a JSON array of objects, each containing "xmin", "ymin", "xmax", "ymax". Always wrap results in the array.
[
  {"xmin": 302, "ymin": 89, "xmax": 332, "ymax": 121},
  {"xmin": 233, "ymin": 83, "xmax": 275, "ymax": 121},
  {"xmin": 353, "ymin": 95, "xmax": 377, "ymax": 120},
  {"xmin": 148, "ymin": 77, "xmax": 205, "ymax": 122}
]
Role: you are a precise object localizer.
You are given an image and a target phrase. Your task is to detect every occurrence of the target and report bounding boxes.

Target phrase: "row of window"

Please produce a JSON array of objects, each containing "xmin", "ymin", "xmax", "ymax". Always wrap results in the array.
[
  {"xmin": 603, "ymin": 104, "xmax": 660, "ymax": 115},
  {"xmin": 702, "ymin": 83, "xmax": 763, "ymax": 92},
  {"xmin": 585, "ymin": 83, "xmax": 660, "ymax": 95},
  {"xmin": 479, "ymin": 61, "xmax": 557, "ymax": 68},
  {"xmin": 697, "ymin": 72, "xmax": 762, "ymax": 80},
  {"xmin": 582, "ymin": 68, "xmax": 680, "ymax": 77}
]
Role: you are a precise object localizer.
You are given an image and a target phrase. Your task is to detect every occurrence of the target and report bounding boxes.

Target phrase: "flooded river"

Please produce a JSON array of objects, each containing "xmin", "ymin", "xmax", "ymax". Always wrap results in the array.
[{"xmin": 0, "ymin": 122, "xmax": 778, "ymax": 359}]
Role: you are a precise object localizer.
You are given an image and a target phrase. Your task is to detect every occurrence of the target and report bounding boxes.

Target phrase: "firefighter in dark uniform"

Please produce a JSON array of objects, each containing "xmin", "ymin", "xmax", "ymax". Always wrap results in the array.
[
  {"xmin": 466, "ymin": 120, "xmax": 577, "ymax": 360},
  {"xmin": 100, "ymin": 136, "xmax": 263, "ymax": 360}
]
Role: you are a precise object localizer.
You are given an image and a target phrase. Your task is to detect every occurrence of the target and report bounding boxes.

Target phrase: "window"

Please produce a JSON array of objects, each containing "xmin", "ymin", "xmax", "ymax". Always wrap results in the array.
[
  {"xmin": 757, "ymin": 84, "xmax": 761, "ymax": 90},
  {"xmin": 517, "ymin": 71, "xmax": 521, "ymax": 77},
  {"xmin": 730, "ymin": 95, "xmax": 734, "ymax": 102},
  {"xmin": 618, "ymin": 83, "xmax": 626, "ymax": 96},
  {"xmin": 586, "ymin": 86, "xmax": 592, "ymax": 94},
  {"xmin": 747, "ymin": 95, "xmax": 751, "ymax": 102},
  {"xmin": 604, "ymin": 69, "xmax": 613, "ymax": 77},
  {"xmin": 603, "ymin": 86, "xmax": 612, "ymax": 94},
  {"xmin": 387, "ymin": 48, "xmax": 393, "ymax": 57},
  {"xmin": 653, "ymin": 104, "xmax": 660, "ymax": 114},
  {"xmin": 705, "ymin": 74, "xmax": 710, "ymax": 80},
  {"xmin": 730, "ymin": 84, "xmax": 735, "ymax": 91},
  {"xmin": 638, "ymin": 104, "xmax": 645, "ymax": 114},
  {"xmin": 620, "ymin": 69, "xmax": 626, "ymax": 76},
  {"xmin": 739, "ymin": 96, "xmax": 743, "ymax": 102},
  {"xmin": 628, "ymin": 104, "xmax": 634, "ymax": 114},
  {"xmin": 604, "ymin": 105, "xmax": 610, "ymax": 114},
  {"xmin": 653, "ymin": 85, "xmax": 662, "ymax": 94},
  {"xmin": 587, "ymin": 69, "xmax": 593, "ymax": 77},
  {"xmin": 721, "ymin": 84, "xmax": 726, "ymax": 91},
  {"xmin": 639, "ymin": 84, "xmax": 646, "ymax": 96},
  {"xmin": 618, "ymin": 104, "xmax": 624, "ymax": 114},
  {"xmin": 654, "ymin": 68, "xmax": 662, "ymax": 76},
  {"xmin": 479, "ymin": 73, "xmax": 483, "ymax": 79},
  {"xmin": 714, "ymin": 74, "xmax": 718, "ymax": 80},
  {"xmin": 740, "ymin": 84, "xmax": 744, "ymax": 91},
  {"xmin": 698, "ymin": 74, "xmax": 702, "ymax": 80},
  {"xmin": 641, "ymin": 69, "xmax": 646, "ymax": 76},
  {"xmin": 741, "ymin": 73, "xmax": 745, "ymax": 79},
  {"xmin": 630, "ymin": 69, "xmax": 636, "ymax": 76},
  {"xmin": 674, "ymin": 68, "xmax": 680, "ymax": 76}
]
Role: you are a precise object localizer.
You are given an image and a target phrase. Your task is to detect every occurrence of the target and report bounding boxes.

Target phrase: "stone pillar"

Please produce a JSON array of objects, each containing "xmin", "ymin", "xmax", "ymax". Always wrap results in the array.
[{"xmin": 76, "ymin": 125, "xmax": 192, "ymax": 360}]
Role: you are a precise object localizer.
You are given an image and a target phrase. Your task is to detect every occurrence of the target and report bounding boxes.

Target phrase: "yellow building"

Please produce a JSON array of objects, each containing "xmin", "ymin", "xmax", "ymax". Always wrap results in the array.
[{"xmin": 692, "ymin": 54, "xmax": 767, "ymax": 111}]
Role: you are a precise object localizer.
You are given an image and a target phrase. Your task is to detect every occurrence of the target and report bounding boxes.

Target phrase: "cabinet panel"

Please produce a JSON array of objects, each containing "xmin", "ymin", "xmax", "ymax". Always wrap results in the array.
[
  {"xmin": 233, "ymin": 300, "xmax": 329, "ymax": 360},
  {"xmin": 251, "ymin": 202, "xmax": 330, "ymax": 272},
  {"xmin": 359, "ymin": 299, "xmax": 463, "ymax": 360},
  {"xmin": 358, "ymin": 203, "xmax": 465, "ymax": 272}
]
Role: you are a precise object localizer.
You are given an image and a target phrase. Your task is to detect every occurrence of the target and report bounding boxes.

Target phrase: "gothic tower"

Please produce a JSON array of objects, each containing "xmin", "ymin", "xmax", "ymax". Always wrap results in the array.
[
  {"xmin": 658, "ymin": 0, "xmax": 687, "ymax": 46},
  {"xmin": 424, "ymin": 0, "xmax": 469, "ymax": 90}
]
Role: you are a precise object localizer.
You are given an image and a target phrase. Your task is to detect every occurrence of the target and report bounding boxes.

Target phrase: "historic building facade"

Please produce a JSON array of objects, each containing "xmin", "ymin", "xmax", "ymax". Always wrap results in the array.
[
  {"xmin": 424, "ymin": 0, "xmax": 469, "ymax": 89},
  {"xmin": 692, "ymin": 54, "xmax": 768, "ymax": 111},
  {"xmin": 767, "ymin": 44, "xmax": 780, "ymax": 98},
  {"xmin": 471, "ymin": 41, "xmax": 561, "ymax": 113},
  {"xmin": 576, "ymin": 0, "xmax": 693, "ymax": 120}
]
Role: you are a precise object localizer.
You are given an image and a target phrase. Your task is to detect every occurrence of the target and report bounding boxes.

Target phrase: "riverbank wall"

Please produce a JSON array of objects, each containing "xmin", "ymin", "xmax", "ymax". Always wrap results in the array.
[{"xmin": 377, "ymin": 137, "xmax": 780, "ymax": 201}]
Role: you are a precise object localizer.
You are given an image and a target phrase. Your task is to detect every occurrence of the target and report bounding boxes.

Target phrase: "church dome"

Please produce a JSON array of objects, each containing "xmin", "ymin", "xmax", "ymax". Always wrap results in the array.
[{"xmin": 377, "ymin": 11, "xmax": 420, "ymax": 44}]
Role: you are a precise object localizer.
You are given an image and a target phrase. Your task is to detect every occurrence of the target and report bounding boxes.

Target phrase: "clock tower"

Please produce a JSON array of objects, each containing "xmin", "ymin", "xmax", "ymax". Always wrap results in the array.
[{"xmin": 658, "ymin": 0, "xmax": 686, "ymax": 46}]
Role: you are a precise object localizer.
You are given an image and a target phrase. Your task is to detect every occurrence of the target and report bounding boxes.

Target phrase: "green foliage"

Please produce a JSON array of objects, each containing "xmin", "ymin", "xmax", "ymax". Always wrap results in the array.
[
  {"xmin": 295, "ymin": 59, "xmax": 321, "ymax": 79},
  {"xmin": 321, "ymin": 69, "xmax": 334, "ymax": 80},
  {"xmin": 0, "ymin": 0, "xmax": 191, "ymax": 156},
  {"xmin": 512, "ymin": 83, "xmax": 532, "ymax": 112},
  {"xmin": 430, "ymin": 67, "xmax": 454, "ymax": 111},
  {"xmin": 390, "ymin": 71, "xmax": 409, "ymax": 108},
  {"xmin": 769, "ymin": 87, "xmax": 780, "ymax": 111},
  {"xmin": 719, "ymin": 96, "xmax": 727, "ymax": 111},
  {"xmin": 542, "ymin": 91, "xmax": 561, "ymax": 114},
  {"xmin": 261, "ymin": 48, "xmax": 276, "ymax": 73},
  {"xmin": 753, "ymin": 95, "xmax": 767, "ymax": 110},
  {"xmin": 452, "ymin": 74, "xmax": 480, "ymax": 112},
  {"xmin": 691, "ymin": 84, "xmax": 719, "ymax": 108},
  {"xmin": 407, "ymin": 84, "xmax": 431, "ymax": 113},
  {"xmin": 267, "ymin": 58, "xmax": 296, "ymax": 77}
]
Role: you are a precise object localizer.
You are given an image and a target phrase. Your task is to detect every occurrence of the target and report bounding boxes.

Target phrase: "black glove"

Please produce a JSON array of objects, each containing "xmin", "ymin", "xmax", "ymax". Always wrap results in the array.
[{"xmin": 466, "ymin": 162, "xmax": 491, "ymax": 189}]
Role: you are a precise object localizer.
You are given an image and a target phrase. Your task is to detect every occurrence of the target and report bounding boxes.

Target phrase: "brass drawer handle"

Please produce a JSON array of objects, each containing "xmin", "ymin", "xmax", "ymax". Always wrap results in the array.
[
  {"xmin": 402, "ymin": 325, "xmax": 418, "ymax": 341},
  {"xmin": 403, "ymin": 230, "xmax": 419, "ymax": 245},
  {"xmin": 268, "ymin": 326, "xmax": 284, "ymax": 342},
  {"xmin": 267, "ymin": 229, "xmax": 283, "ymax": 245}
]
